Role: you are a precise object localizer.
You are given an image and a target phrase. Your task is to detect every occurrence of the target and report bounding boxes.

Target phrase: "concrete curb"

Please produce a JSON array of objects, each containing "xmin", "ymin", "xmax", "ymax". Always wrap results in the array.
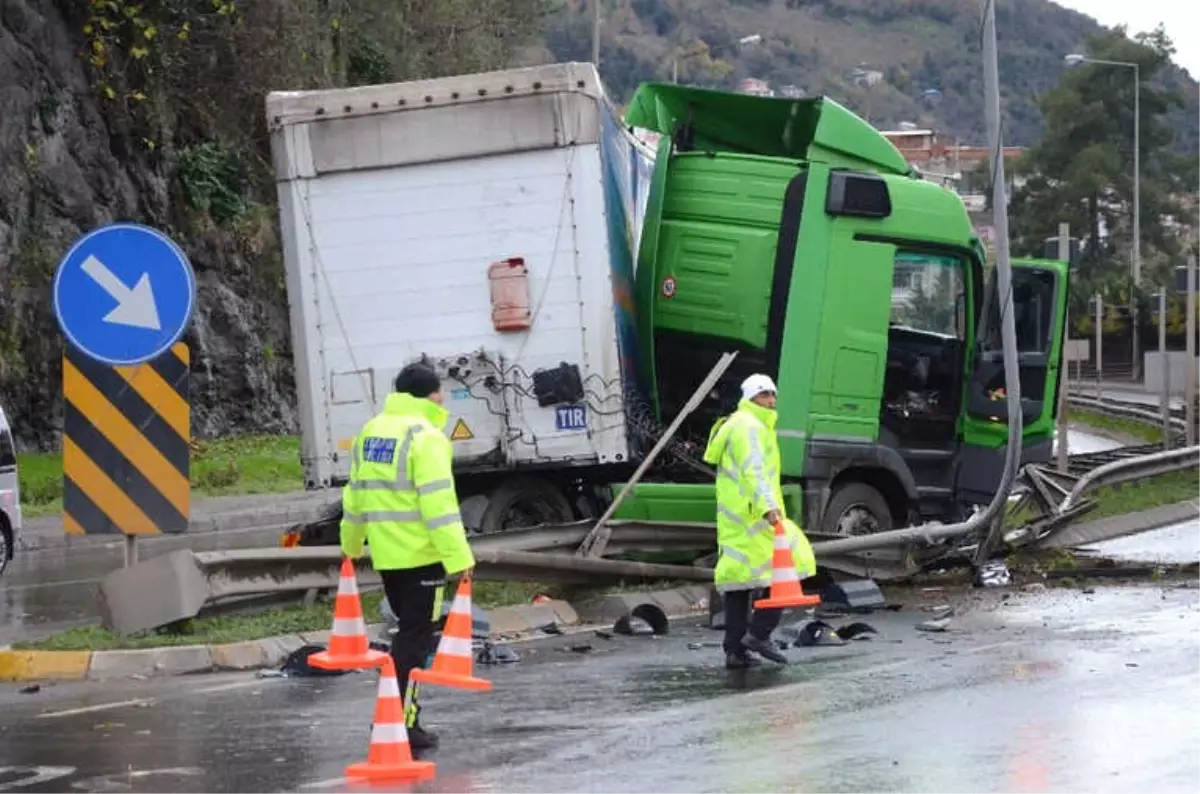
[{"xmin": 0, "ymin": 585, "xmax": 712, "ymax": 683}]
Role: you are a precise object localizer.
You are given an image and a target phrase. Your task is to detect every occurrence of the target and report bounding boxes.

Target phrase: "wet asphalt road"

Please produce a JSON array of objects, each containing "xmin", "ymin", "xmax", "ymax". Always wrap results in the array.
[
  {"xmin": 1, "ymin": 583, "xmax": 1197, "ymax": 793},
  {"xmin": 0, "ymin": 429, "xmax": 1130, "ymax": 647}
]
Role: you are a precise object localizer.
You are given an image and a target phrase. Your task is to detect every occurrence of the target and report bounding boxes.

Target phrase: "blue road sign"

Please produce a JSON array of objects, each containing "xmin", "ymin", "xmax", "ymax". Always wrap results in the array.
[{"xmin": 53, "ymin": 223, "xmax": 196, "ymax": 367}]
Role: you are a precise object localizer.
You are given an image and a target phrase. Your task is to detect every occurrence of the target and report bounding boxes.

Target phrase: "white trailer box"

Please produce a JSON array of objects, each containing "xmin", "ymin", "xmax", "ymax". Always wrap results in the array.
[{"xmin": 267, "ymin": 63, "xmax": 650, "ymax": 488}]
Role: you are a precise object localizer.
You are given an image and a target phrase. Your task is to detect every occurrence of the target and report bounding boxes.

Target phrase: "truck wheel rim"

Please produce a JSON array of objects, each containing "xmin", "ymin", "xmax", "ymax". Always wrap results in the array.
[
  {"xmin": 501, "ymin": 498, "xmax": 558, "ymax": 530},
  {"xmin": 836, "ymin": 505, "xmax": 880, "ymax": 537}
]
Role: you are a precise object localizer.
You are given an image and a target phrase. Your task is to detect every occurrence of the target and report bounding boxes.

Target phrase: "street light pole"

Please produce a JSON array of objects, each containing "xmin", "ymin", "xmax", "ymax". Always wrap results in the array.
[
  {"xmin": 1187, "ymin": 253, "xmax": 1197, "ymax": 447},
  {"xmin": 1064, "ymin": 54, "xmax": 1142, "ymax": 380},
  {"xmin": 591, "ymin": 0, "xmax": 600, "ymax": 67},
  {"xmin": 1158, "ymin": 287, "xmax": 1171, "ymax": 449},
  {"xmin": 1055, "ymin": 222, "xmax": 1070, "ymax": 473}
]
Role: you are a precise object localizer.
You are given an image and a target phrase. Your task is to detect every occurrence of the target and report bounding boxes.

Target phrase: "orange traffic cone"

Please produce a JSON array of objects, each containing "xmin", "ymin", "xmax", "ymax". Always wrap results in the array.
[
  {"xmin": 411, "ymin": 574, "xmax": 492, "ymax": 692},
  {"xmin": 754, "ymin": 522, "xmax": 822, "ymax": 610},
  {"xmin": 309, "ymin": 558, "xmax": 389, "ymax": 671},
  {"xmin": 345, "ymin": 657, "xmax": 436, "ymax": 783}
]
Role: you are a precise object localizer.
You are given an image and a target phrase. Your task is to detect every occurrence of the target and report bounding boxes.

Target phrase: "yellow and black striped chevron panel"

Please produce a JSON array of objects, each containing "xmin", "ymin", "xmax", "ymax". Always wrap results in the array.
[{"xmin": 62, "ymin": 342, "xmax": 190, "ymax": 535}]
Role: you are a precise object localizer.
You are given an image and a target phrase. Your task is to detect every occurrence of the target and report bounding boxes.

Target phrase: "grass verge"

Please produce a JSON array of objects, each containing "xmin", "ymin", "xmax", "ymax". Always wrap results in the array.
[
  {"xmin": 18, "ymin": 434, "xmax": 305, "ymax": 517},
  {"xmin": 14, "ymin": 581, "xmax": 580, "ymax": 652},
  {"xmin": 1080, "ymin": 470, "xmax": 1198, "ymax": 522},
  {"xmin": 1068, "ymin": 407, "xmax": 1165, "ymax": 445}
]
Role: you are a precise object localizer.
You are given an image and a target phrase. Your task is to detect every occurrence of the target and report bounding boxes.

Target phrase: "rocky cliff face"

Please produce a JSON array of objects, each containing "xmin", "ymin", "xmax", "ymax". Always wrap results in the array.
[
  {"xmin": 1, "ymin": 0, "xmax": 542, "ymax": 450},
  {"xmin": 0, "ymin": 0, "xmax": 297, "ymax": 448}
]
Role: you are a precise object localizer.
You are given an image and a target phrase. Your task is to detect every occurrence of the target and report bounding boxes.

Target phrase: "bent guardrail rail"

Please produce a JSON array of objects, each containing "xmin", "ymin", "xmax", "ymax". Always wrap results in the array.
[
  {"xmin": 1058, "ymin": 444, "xmax": 1200, "ymax": 513},
  {"xmin": 98, "ymin": 526, "xmax": 717, "ymax": 636},
  {"xmin": 1067, "ymin": 394, "xmax": 1187, "ymax": 434}
]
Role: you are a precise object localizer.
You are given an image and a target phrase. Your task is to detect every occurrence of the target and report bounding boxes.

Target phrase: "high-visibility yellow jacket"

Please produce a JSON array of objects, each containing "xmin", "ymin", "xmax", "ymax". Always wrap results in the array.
[
  {"xmin": 339, "ymin": 393, "xmax": 475, "ymax": 574},
  {"xmin": 703, "ymin": 398, "xmax": 782, "ymax": 591}
]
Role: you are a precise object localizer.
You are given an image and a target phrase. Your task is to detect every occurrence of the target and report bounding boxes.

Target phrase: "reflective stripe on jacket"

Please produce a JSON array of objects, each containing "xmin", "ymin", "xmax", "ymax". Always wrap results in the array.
[
  {"xmin": 339, "ymin": 393, "xmax": 475, "ymax": 574},
  {"xmin": 702, "ymin": 398, "xmax": 783, "ymax": 592}
]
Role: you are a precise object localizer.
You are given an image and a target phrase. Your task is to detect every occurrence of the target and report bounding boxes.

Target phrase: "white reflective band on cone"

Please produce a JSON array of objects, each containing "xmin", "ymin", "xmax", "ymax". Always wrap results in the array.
[
  {"xmin": 378, "ymin": 674, "xmax": 401, "ymax": 698},
  {"xmin": 437, "ymin": 635, "xmax": 474, "ymax": 658},
  {"xmin": 371, "ymin": 721, "xmax": 410, "ymax": 745},
  {"xmin": 333, "ymin": 617, "xmax": 366, "ymax": 636}
]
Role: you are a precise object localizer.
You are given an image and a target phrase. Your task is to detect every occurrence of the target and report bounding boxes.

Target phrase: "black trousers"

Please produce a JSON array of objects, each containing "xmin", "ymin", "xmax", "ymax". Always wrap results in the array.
[
  {"xmin": 722, "ymin": 588, "xmax": 783, "ymax": 655},
  {"xmin": 380, "ymin": 564, "xmax": 446, "ymax": 728}
]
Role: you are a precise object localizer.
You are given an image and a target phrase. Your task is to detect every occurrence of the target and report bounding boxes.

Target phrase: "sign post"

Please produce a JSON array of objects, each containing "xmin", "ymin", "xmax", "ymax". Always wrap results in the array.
[
  {"xmin": 52, "ymin": 223, "xmax": 197, "ymax": 566},
  {"xmin": 1158, "ymin": 287, "xmax": 1172, "ymax": 449}
]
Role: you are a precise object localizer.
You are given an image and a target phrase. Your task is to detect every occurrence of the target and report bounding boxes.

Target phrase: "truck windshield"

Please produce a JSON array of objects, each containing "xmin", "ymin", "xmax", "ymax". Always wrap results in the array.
[{"xmin": 890, "ymin": 251, "xmax": 965, "ymax": 339}]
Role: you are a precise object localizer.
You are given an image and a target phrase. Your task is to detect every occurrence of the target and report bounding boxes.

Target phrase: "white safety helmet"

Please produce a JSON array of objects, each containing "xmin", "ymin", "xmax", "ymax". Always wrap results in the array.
[{"xmin": 740, "ymin": 374, "xmax": 777, "ymax": 401}]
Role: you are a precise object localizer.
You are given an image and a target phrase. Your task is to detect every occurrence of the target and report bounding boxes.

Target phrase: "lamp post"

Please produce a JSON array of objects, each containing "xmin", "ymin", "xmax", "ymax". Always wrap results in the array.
[
  {"xmin": 591, "ymin": 0, "xmax": 600, "ymax": 67},
  {"xmin": 1065, "ymin": 53, "xmax": 1141, "ymax": 380}
]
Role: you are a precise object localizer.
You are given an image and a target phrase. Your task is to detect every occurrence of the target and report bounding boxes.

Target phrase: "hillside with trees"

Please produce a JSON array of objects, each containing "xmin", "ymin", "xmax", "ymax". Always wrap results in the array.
[{"xmin": 536, "ymin": 0, "xmax": 1199, "ymax": 150}]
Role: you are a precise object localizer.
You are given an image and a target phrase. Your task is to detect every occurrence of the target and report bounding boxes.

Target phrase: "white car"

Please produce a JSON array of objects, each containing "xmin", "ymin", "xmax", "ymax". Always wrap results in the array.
[{"xmin": 0, "ymin": 402, "xmax": 20, "ymax": 577}]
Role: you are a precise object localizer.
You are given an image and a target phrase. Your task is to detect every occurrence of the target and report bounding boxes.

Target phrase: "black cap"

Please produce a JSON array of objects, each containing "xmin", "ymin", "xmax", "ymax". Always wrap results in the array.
[{"xmin": 393, "ymin": 363, "xmax": 440, "ymax": 399}]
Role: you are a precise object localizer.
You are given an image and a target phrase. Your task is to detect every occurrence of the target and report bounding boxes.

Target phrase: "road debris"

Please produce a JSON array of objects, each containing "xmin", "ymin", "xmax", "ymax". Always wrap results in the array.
[{"xmin": 476, "ymin": 641, "xmax": 520, "ymax": 665}]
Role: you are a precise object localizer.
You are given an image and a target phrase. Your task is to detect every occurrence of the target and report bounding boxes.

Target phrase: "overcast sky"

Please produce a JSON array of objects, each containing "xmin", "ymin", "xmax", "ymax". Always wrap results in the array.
[{"xmin": 1052, "ymin": 0, "xmax": 1198, "ymax": 79}]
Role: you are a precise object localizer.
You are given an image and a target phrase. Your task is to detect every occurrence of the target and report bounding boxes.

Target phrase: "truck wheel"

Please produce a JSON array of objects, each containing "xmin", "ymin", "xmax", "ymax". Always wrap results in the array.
[
  {"xmin": 479, "ymin": 477, "xmax": 574, "ymax": 534},
  {"xmin": 821, "ymin": 482, "xmax": 893, "ymax": 537}
]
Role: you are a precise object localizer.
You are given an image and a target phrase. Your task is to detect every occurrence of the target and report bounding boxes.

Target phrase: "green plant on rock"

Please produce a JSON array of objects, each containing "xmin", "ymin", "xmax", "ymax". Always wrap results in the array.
[
  {"xmin": 176, "ymin": 141, "xmax": 252, "ymax": 224},
  {"xmin": 80, "ymin": 0, "xmax": 243, "ymax": 144}
]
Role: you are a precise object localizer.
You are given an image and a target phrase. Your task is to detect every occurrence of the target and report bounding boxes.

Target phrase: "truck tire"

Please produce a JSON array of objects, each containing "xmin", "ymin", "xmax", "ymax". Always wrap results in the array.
[
  {"xmin": 821, "ymin": 482, "xmax": 893, "ymax": 537},
  {"xmin": 479, "ymin": 477, "xmax": 574, "ymax": 534}
]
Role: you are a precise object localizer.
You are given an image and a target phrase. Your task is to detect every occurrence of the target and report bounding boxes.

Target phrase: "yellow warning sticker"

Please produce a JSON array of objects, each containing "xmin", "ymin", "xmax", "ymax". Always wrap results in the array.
[{"xmin": 450, "ymin": 418, "xmax": 474, "ymax": 441}]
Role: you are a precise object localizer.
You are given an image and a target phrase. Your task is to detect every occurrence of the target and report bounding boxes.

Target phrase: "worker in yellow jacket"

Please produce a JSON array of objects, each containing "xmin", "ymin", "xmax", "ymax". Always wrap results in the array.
[
  {"xmin": 341, "ymin": 362, "xmax": 475, "ymax": 749},
  {"xmin": 703, "ymin": 373, "xmax": 792, "ymax": 669}
]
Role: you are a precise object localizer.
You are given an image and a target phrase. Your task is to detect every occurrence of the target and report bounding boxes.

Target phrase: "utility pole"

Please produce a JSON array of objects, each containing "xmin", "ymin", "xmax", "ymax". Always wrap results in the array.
[
  {"xmin": 591, "ymin": 0, "xmax": 600, "ymax": 67},
  {"xmin": 1055, "ymin": 222, "xmax": 1070, "ymax": 473},
  {"xmin": 1187, "ymin": 252, "xmax": 1197, "ymax": 446},
  {"xmin": 1158, "ymin": 287, "xmax": 1172, "ymax": 449},
  {"xmin": 972, "ymin": 0, "xmax": 1024, "ymax": 571},
  {"xmin": 1094, "ymin": 293, "xmax": 1103, "ymax": 401},
  {"xmin": 1132, "ymin": 65, "xmax": 1141, "ymax": 382}
]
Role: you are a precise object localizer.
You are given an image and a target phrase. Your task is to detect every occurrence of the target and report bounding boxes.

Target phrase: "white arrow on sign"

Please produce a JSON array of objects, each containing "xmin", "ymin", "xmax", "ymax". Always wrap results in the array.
[{"xmin": 80, "ymin": 254, "xmax": 162, "ymax": 331}]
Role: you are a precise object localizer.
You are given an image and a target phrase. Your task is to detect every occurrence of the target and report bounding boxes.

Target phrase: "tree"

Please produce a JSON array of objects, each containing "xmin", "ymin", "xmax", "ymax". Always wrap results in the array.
[{"xmin": 1007, "ymin": 26, "xmax": 1197, "ymax": 330}]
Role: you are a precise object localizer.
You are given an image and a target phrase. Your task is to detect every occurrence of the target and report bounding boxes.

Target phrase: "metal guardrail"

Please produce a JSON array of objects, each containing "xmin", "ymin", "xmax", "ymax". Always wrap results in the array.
[
  {"xmin": 99, "ymin": 527, "xmax": 717, "ymax": 634},
  {"xmin": 1002, "ymin": 391, "xmax": 1199, "ymax": 548},
  {"xmin": 1059, "ymin": 444, "xmax": 1200, "ymax": 513},
  {"xmin": 1067, "ymin": 394, "xmax": 1187, "ymax": 433}
]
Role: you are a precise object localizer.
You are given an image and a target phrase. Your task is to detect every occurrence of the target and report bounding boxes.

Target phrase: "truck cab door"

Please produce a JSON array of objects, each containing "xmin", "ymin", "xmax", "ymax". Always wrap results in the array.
[{"xmin": 957, "ymin": 258, "xmax": 1069, "ymax": 503}]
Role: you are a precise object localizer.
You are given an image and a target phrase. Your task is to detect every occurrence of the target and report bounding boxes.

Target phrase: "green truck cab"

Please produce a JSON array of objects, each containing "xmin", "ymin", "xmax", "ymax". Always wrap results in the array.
[{"xmin": 619, "ymin": 83, "xmax": 1069, "ymax": 536}]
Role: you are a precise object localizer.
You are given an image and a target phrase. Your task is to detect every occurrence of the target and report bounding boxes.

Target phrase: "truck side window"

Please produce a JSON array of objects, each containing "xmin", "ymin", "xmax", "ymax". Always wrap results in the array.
[
  {"xmin": 889, "ymin": 251, "xmax": 965, "ymax": 340},
  {"xmin": 1012, "ymin": 270, "xmax": 1056, "ymax": 354},
  {"xmin": 979, "ymin": 268, "xmax": 1057, "ymax": 354},
  {"xmin": 0, "ymin": 426, "xmax": 15, "ymax": 469}
]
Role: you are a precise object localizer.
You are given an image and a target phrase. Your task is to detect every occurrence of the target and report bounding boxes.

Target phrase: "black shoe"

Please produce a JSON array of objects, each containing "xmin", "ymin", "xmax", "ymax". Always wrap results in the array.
[
  {"xmin": 742, "ymin": 634, "xmax": 788, "ymax": 665},
  {"xmin": 725, "ymin": 652, "xmax": 762, "ymax": 670},
  {"xmin": 408, "ymin": 725, "xmax": 440, "ymax": 750}
]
